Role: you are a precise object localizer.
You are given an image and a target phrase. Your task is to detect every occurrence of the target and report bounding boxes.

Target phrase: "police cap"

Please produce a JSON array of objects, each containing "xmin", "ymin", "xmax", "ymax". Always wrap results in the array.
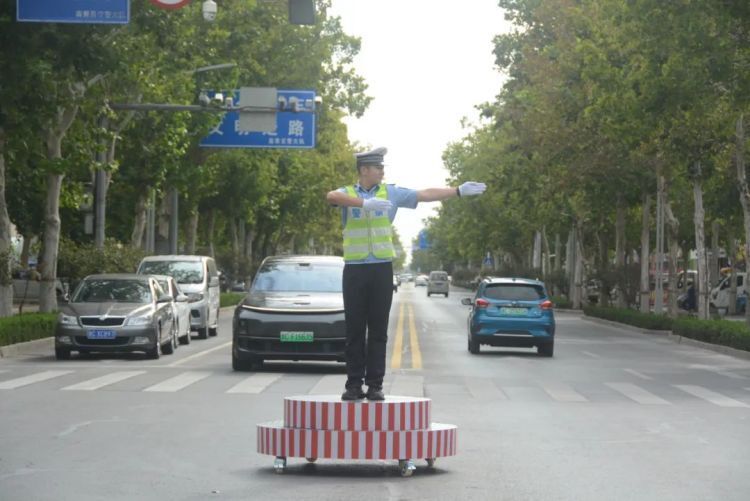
[{"xmin": 355, "ymin": 147, "xmax": 387, "ymax": 168}]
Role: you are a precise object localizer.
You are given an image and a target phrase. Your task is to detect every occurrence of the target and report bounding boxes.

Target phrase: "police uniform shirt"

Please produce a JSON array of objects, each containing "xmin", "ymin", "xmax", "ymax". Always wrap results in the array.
[{"xmin": 336, "ymin": 183, "xmax": 418, "ymax": 264}]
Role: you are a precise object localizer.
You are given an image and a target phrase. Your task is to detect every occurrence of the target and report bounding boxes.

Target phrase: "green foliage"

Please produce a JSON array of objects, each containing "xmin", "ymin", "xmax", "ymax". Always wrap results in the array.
[
  {"xmin": 672, "ymin": 317, "xmax": 750, "ymax": 352},
  {"xmin": 220, "ymin": 292, "xmax": 246, "ymax": 308},
  {"xmin": 0, "ymin": 313, "xmax": 57, "ymax": 346},
  {"xmin": 57, "ymin": 238, "xmax": 145, "ymax": 285},
  {"xmin": 550, "ymin": 295, "xmax": 572, "ymax": 309},
  {"xmin": 584, "ymin": 306, "xmax": 673, "ymax": 331}
]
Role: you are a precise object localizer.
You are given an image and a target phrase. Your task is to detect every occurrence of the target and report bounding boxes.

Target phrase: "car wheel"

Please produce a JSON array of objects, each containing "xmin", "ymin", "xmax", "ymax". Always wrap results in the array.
[
  {"xmin": 198, "ymin": 324, "xmax": 210, "ymax": 339},
  {"xmin": 55, "ymin": 347, "xmax": 71, "ymax": 360},
  {"xmin": 468, "ymin": 335, "xmax": 480, "ymax": 354},
  {"xmin": 180, "ymin": 327, "xmax": 191, "ymax": 345},
  {"xmin": 209, "ymin": 308, "xmax": 219, "ymax": 336},
  {"xmin": 445, "ymin": 292, "xmax": 449, "ymax": 298},
  {"xmin": 146, "ymin": 342, "xmax": 161, "ymax": 360},
  {"xmin": 538, "ymin": 342, "xmax": 554, "ymax": 357},
  {"xmin": 233, "ymin": 352, "xmax": 258, "ymax": 371},
  {"xmin": 162, "ymin": 327, "xmax": 175, "ymax": 355}
]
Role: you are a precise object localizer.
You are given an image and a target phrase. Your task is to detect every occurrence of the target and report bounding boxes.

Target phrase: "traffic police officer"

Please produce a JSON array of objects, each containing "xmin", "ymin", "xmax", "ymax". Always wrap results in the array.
[{"xmin": 326, "ymin": 147, "xmax": 487, "ymax": 401}]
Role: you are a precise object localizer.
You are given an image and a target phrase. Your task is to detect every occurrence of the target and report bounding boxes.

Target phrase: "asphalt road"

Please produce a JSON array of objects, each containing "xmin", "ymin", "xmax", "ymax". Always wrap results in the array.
[{"xmin": 1, "ymin": 285, "xmax": 749, "ymax": 500}]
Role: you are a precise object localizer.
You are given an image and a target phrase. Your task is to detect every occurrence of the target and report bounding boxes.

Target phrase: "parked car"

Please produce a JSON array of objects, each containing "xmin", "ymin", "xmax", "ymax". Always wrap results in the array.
[
  {"xmin": 151, "ymin": 274, "xmax": 192, "ymax": 345},
  {"xmin": 54, "ymin": 274, "xmax": 176, "ymax": 360},
  {"xmin": 710, "ymin": 272, "xmax": 746, "ymax": 311},
  {"xmin": 461, "ymin": 277, "xmax": 555, "ymax": 357},
  {"xmin": 415, "ymin": 275, "xmax": 428, "ymax": 287},
  {"xmin": 137, "ymin": 255, "xmax": 221, "ymax": 339},
  {"xmin": 427, "ymin": 270, "xmax": 449, "ymax": 297},
  {"xmin": 232, "ymin": 255, "xmax": 347, "ymax": 370}
]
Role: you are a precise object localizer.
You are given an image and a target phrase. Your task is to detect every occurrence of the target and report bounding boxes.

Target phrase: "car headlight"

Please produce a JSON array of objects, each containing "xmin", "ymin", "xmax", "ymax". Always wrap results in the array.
[
  {"xmin": 126, "ymin": 315, "xmax": 153, "ymax": 326},
  {"xmin": 58, "ymin": 313, "xmax": 78, "ymax": 325},
  {"xmin": 187, "ymin": 293, "xmax": 204, "ymax": 302}
]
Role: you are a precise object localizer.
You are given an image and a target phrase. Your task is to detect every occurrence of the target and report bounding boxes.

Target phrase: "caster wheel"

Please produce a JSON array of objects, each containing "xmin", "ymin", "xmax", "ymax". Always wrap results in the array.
[
  {"xmin": 273, "ymin": 456, "xmax": 286, "ymax": 473},
  {"xmin": 306, "ymin": 457, "xmax": 317, "ymax": 463},
  {"xmin": 398, "ymin": 459, "xmax": 416, "ymax": 477},
  {"xmin": 426, "ymin": 458, "xmax": 436, "ymax": 468}
]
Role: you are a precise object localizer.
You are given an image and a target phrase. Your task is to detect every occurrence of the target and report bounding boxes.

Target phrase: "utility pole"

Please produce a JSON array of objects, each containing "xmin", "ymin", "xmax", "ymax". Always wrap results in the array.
[
  {"xmin": 94, "ymin": 115, "xmax": 109, "ymax": 249},
  {"xmin": 654, "ymin": 176, "xmax": 665, "ymax": 314}
]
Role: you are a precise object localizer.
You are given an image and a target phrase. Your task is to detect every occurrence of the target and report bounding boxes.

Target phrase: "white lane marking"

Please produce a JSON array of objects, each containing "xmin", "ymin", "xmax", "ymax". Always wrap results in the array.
[
  {"xmin": 308, "ymin": 375, "xmax": 344, "ymax": 395},
  {"xmin": 465, "ymin": 377, "xmax": 508, "ymax": 400},
  {"xmin": 712, "ymin": 370, "xmax": 748, "ymax": 380},
  {"xmin": 143, "ymin": 371, "xmax": 211, "ymax": 392},
  {"xmin": 541, "ymin": 382, "xmax": 588, "ymax": 402},
  {"xmin": 606, "ymin": 382, "xmax": 670, "ymax": 405},
  {"xmin": 624, "ymin": 369, "xmax": 653, "ymax": 380},
  {"xmin": 227, "ymin": 373, "xmax": 283, "ymax": 394},
  {"xmin": 674, "ymin": 385, "xmax": 750, "ymax": 408},
  {"xmin": 167, "ymin": 341, "xmax": 231, "ymax": 367},
  {"xmin": 62, "ymin": 371, "xmax": 146, "ymax": 391},
  {"xmin": 581, "ymin": 351, "xmax": 600, "ymax": 359},
  {"xmin": 0, "ymin": 370, "xmax": 74, "ymax": 390}
]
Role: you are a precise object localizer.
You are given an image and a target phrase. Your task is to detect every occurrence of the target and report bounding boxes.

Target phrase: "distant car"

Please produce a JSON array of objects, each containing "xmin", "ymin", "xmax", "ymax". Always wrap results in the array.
[
  {"xmin": 230, "ymin": 280, "xmax": 247, "ymax": 292},
  {"xmin": 415, "ymin": 275, "xmax": 428, "ymax": 287},
  {"xmin": 461, "ymin": 277, "xmax": 555, "ymax": 357},
  {"xmin": 151, "ymin": 274, "xmax": 192, "ymax": 345},
  {"xmin": 427, "ymin": 270, "xmax": 449, "ymax": 297},
  {"xmin": 710, "ymin": 272, "xmax": 746, "ymax": 311},
  {"xmin": 54, "ymin": 274, "xmax": 176, "ymax": 360},
  {"xmin": 393, "ymin": 275, "xmax": 399, "ymax": 293},
  {"xmin": 232, "ymin": 255, "xmax": 346, "ymax": 370}
]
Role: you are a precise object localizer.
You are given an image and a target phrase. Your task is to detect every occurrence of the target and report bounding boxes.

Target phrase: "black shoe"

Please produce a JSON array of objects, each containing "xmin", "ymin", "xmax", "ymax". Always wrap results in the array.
[
  {"xmin": 341, "ymin": 386, "xmax": 365, "ymax": 401},
  {"xmin": 366, "ymin": 386, "xmax": 385, "ymax": 401}
]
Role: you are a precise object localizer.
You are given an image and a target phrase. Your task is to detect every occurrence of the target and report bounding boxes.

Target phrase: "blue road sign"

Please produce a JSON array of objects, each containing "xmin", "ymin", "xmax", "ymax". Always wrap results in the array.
[
  {"xmin": 200, "ymin": 89, "xmax": 316, "ymax": 149},
  {"xmin": 418, "ymin": 230, "xmax": 431, "ymax": 250},
  {"xmin": 17, "ymin": 0, "xmax": 130, "ymax": 24}
]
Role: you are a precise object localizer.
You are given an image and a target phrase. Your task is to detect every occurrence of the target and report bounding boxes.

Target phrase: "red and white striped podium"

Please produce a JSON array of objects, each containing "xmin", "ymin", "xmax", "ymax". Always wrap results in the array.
[{"xmin": 257, "ymin": 395, "xmax": 457, "ymax": 476}]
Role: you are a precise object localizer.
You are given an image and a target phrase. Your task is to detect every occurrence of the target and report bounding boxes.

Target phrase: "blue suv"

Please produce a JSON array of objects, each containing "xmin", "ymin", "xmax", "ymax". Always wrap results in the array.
[{"xmin": 461, "ymin": 277, "xmax": 555, "ymax": 357}]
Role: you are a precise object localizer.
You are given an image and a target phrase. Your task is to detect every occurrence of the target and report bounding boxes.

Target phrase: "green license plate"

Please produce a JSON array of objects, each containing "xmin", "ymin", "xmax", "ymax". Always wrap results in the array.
[
  {"xmin": 499, "ymin": 307, "xmax": 527, "ymax": 316},
  {"xmin": 280, "ymin": 331, "xmax": 314, "ymax": 342}
]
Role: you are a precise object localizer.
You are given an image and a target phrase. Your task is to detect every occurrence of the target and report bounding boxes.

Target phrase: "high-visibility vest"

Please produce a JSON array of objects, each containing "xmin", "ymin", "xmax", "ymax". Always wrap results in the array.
[{"xmin": 342, "ymin": 185, "xmax": 395, "ymax": 261}]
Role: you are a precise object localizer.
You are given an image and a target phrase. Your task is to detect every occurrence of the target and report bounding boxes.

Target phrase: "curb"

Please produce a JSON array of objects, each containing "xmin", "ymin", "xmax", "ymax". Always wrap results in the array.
[
  {"xmin": 583, "ymin": 314, "xmax": 750, "ymax": 361},
  {"xmin": 0, "ymin": 337, "xmax": 53, "ymax": 358}
]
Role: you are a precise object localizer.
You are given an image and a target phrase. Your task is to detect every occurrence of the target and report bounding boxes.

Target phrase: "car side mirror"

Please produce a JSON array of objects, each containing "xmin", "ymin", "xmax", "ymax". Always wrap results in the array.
[
  {"xmin": 461, "ymin": 298, "xmax": 473, "ymax": 306},
  {"xmin": 157, "ymin": 295, "xmax": 174, "ymax": 303},
  {"xmin": 175, "ymin": 294, "xmax": 189, "ymax": 303}
]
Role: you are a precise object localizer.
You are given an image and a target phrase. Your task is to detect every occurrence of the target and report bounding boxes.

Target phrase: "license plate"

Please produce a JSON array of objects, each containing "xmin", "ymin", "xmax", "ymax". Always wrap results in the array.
[
  {"xmin": 280, "ymin": 331, "xmax": 314, "ymax": 343},
  {"xmin": 87, "ymin": 330, "xmax": 117, "ymax": 339},
  {"xmin": 499, "ymin": 307, "xmax": 527, "ymax": 316}
]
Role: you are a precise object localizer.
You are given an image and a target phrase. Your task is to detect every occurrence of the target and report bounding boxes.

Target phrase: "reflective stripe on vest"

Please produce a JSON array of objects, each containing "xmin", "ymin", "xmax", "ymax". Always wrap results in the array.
[{"xmin": 343, "ymin": 185, "xmax": 395, "ymax": 261}]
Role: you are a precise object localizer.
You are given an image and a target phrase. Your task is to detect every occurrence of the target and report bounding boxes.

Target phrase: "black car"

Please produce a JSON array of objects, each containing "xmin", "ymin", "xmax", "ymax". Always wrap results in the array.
[{"xmin": 232, "ymin": 255, "xmax": 346, "ymax": 370}]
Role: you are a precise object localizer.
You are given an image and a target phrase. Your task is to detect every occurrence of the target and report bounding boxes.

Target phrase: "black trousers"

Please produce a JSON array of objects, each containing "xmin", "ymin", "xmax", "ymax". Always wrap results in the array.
[{"xmin": 342, "ymin": 261, "xmax": 394, "ymax": 389}]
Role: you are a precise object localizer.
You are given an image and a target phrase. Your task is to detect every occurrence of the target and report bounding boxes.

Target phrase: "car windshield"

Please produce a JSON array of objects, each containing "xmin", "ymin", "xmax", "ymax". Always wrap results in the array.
[
  {"xmin": 72, "ymin": 279, "xmax": 152, "ymax": 303},
  {"xmin": 484, "ymin": 284, "xmax": 545, "ymax": 301},
  {"xmin": 252, "ymin": 262, "xmax": 343, "ymax": 293},
  {"xmin": 430, "ymin": 272, "xmax": 448, "ymax": 280},
  {"xmin": 139, "ymin": 261, "xmax": 204, "ymax": 284}
]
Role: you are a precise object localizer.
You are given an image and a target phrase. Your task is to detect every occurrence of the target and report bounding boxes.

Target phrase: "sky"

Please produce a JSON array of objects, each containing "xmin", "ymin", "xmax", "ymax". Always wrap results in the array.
[{"xmin": 328, "ymin": 1, "xmax": 511, "ymax": 265}]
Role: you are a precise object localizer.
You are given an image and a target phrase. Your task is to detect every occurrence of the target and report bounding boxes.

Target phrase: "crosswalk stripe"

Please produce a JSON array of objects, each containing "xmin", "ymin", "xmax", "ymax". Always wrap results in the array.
[
  {"xmin": 541, "ymin": 382, "xmax": 588, "ymax": 402},
  {"xmin": 0, "ymin": 370, "xmax": 74, "ymax": 390},
  {"xmin": 623, "ymin": 369, "xmax": 652, "ymax": 380},
  {"xmin": 674, "ymin": 385, "xmax": 750, "ymax": 408},
  {"xmin": 606, "ymin": 382, "xmax": 670, "ymax": 405},
  {"xmin": 226, "ymin": 373, "xmax": 283, "ymax": 394},
  {"xmin": 581, "ymin": 351, "xmax": 600, "ymax": 359},
  {"xmin": 62, "ymin": 371, "xmax": 146, "ymax": 391},
  {"xmin": 142, "ymin": 371, "xmax": 211, "ymax": 392},
  {"xmin": 308, "ymin": 375, "xmax": 344, "ymax": 395}
]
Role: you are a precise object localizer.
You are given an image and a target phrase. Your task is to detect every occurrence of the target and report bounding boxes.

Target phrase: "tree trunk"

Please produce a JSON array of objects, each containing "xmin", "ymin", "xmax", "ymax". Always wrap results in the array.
[
  {"xmin": 131, "ymin": 192, "xmax": 148, "ymax": 248},
  {"xmin": 229, "ymin": 216, "xmax": 239, "ymax": 279},
  {"xmin": 735, "ymin": 114, "xmax": 750, "ymax": 326},
  {"xmin": 542, "ymin": 227, "xmax": 551, "ymax": 276},
  {"xmin": 566, "ymin": 227, "xmax": 575, "ymax": 298},
  {"xmin": 573, "ymin": 222, "xmax": 585, "ymax": 309},
  {"xmin": 615, "ymin": 194, "xmax": 626, "ymax": 307},
  {"xmin": 0, "ymin": 127, "xmax": 13, "ymax": 316},
  {"xmin": 185, "ymin": 209, "xmax": 199, "ymax": 254},
  {"xmin": 206, "ymin": 209, "xmax": 216, "ymax": 258},
  {"xmin": 20, "ymin": 234, "xmax": 32, "ymax": 269},
  {"xmin": 639, "ymin": 193, "xmax": 652, "ymax": 313},
  {"xmin": 709, "ymin": 220, "xmax": 719, "ymax": 290},
  {"xmin": 554, "ymin": 233, "xmax": 561, "ymax": 272},
  {"xmin": 692, "ymin": 168, "xmax": 709, "ymax": 320},
  {"xmin": 664, "ymin": 186, "xmax": 680, "ymax": 318},
  {"xmin": 729, "ymin": 237, "xmax": 737, "ymax": 315}
]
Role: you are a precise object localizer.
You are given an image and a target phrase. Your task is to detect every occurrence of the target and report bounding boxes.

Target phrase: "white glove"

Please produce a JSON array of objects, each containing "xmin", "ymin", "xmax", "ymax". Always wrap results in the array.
[
  {"xmin": 362, "ymin": 198, "xmax": 393, "ymax": 212},
  {"xmin": 458, "ymin": 181, "xmax": 487, "ymax": 197}
]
